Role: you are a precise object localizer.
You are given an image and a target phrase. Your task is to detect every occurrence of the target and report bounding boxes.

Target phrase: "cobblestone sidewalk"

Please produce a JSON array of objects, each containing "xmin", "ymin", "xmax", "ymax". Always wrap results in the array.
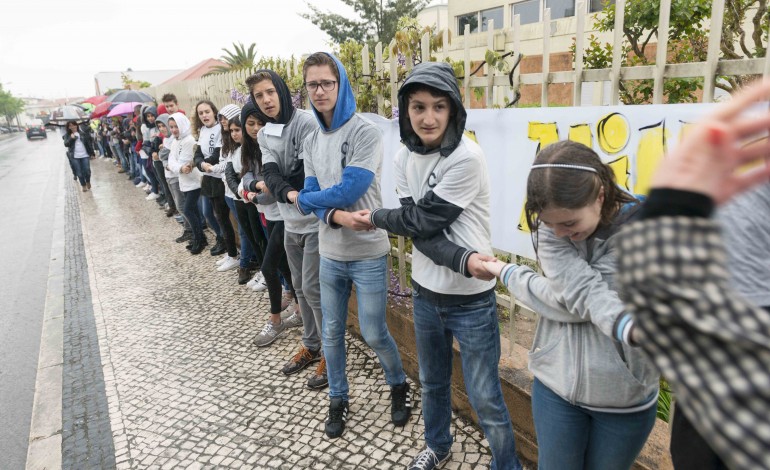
[{"xmin": 71, "ymin": 159, "xmax": 494, "ymax": 469}]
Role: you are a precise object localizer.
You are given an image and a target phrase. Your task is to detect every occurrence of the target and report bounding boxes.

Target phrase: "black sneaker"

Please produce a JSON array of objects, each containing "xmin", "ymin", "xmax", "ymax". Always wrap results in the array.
[
  {"xmin": 324, "ymin": 397, "xmax": 349, "ymax": 439},
  {"xmin": 391, "ymin": 381, "xmax": 412, "ymax": 426},
  {"xmin": 306, "ymin": 357, "xmax": 328, "ymax": 390},
  {"xmin": 175, "ymin": 231, "xmax": 192, "ymax": 243},
  {"xmin": 280, "ymin": 346, "xmax": 321, "ymax": 376},
  {"xmin": 408, "ymin": 447, "xmax": 450, "ymax": 470},
  {"xmin": 237, "ymin": 267, "xmax": 252, "ymax": 285},
  {"xmin": 209, "ymin": 238, "xmax": 226, "ymax": 256}
]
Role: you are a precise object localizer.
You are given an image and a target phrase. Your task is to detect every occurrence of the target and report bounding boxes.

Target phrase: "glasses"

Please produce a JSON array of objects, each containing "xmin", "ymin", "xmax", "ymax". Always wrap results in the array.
[{"xmin": 304, "ymin": 80, "xmax": 337, "ymax": 92}]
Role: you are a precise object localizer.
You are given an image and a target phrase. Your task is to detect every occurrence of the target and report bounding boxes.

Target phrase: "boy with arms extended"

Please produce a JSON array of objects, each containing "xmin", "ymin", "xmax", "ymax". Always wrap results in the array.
[
  {"xmin": 353, "ymin": 62, "xmax": 523, "ymax": 470},
  {"xmin": 295, "ymin": 52, "xmax": 410, "ymax": 439},
  {"xmin": 247, "ymin": 70, "xmax": 327, "ymax": 389}
]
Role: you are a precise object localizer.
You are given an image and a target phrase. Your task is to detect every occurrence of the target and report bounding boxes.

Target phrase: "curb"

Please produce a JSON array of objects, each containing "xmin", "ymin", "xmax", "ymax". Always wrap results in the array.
[{"xmin": 25, "ymin": 171, "xmax": 67, "ymax": 469}]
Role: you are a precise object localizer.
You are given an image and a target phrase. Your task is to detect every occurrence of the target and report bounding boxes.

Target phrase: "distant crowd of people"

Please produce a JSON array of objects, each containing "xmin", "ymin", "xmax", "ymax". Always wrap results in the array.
[{"xmin": 66, "ymin": 52, "xmax": 770, "ymax": 470}]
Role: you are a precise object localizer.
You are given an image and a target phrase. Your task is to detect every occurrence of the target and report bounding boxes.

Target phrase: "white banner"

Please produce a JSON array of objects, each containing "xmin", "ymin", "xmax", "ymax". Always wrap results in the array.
[{"xmin": 365, "ymin": 103, "xmax": 715, "ymax": 259}]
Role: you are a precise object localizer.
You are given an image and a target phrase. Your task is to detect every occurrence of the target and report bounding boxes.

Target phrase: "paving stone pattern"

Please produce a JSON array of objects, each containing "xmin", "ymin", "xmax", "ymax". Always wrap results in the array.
[
  {"xmin": 63, "ymin": 179, "xmax": 117, "ymax": 469},
  {"xmin": 74, "ymin": 160, "xmax": 493, "ymax": 469}
]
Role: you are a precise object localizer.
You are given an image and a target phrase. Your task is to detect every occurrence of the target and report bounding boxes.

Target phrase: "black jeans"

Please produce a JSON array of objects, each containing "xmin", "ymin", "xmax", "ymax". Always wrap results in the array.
[
  {"xmin": 211, "ymin": 194, "xmax": 237, "ymax": 257},
  {"xmin": 152, "ymin": 160, "xmax": 173, "ymax": 208},
  {"xmin": 263, "ymin": 220, "xmax": 294, "ymax": 315}
]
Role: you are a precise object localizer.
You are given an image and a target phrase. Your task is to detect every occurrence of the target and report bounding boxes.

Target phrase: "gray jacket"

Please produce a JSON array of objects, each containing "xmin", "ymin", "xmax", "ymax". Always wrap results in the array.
[{"xmin": 502, "ymin": 204, "xmax": 659, "ymax": 410}]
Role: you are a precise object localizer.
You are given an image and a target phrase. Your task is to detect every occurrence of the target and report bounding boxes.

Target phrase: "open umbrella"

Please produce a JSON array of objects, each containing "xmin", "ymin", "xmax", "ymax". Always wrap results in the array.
[
  {"xmin": 90, "ymin": 101, "xmax": 117, "ymax": 119},
  {"xmin": 83, "ymin": 95, "xmax": 107, "ymax": 105},
  {"xmin": 81, "ymin": 103, "xmax": 95, "ymax": 113},
  {"xmin": 48, "ymin": 105, "xmax": 88, "ymax": 126},
  {"xmin": 107, "ymin": 89, "xmax": 154, "ymax": 103},
  {"xmin": 107, "ymin": 101, "xmax": 143, "ymax": 117}
]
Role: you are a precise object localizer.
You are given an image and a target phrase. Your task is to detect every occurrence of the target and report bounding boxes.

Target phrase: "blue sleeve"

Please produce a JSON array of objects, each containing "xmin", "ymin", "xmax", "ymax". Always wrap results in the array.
[{"xmin": 297, "ymin": 167, "xmax": 374, "ymax": 213}]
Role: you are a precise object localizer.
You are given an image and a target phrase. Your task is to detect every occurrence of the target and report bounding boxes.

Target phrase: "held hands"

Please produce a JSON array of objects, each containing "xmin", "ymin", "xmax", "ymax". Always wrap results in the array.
[
  {"xmin": 181, "ymin": 164, "xmax": 192, "ymax": 174},
  {"xmin": 652, "ymin": 79, "xmax": 770, "ymax": 204},
  {"xmin": 467, "ymin": 254, "xmax": 501, "ymax": 281},
  {"xmin": 201, "ymin": 162, "xmax": 213, "ymax": 172},
  {"xmin": 348, "ymin": 209, "xmax": 374, "ymax": 231},
  {"xmin": 255, "ymin": 181, "xmax": 267, "ymax": 193},
  {"xmin": 286, "ymin": 190, "xmax": 299, "ymax": 203}
]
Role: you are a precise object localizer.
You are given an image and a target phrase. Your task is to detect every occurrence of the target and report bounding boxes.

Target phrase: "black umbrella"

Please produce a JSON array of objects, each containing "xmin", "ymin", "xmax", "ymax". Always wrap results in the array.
[
  {"xmin": 107, "ymin": 89, "xmax": 154, "ymax": 103},
  {"xmin": 48, "ymin": 105, "xmax": 88, "ymax": 127}
]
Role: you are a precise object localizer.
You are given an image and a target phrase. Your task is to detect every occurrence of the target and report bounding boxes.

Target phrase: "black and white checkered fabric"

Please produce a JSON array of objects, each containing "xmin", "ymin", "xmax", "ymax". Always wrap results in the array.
[{"xmin": 618, "ymin": 216, "xmax": 770, "ymax": 470}]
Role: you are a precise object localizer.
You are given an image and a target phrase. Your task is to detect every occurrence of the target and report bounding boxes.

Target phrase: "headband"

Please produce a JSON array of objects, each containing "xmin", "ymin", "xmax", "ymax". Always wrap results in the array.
[{"xmin": 530, "ymin": 163, "xmax": 598, "ymax": 173}]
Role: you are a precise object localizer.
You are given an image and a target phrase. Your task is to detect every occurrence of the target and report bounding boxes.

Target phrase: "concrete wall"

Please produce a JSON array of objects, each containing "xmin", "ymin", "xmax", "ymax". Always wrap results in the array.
[{"xmin": 346, "ymin": 290, "xmax": 674, "ymax": 469}]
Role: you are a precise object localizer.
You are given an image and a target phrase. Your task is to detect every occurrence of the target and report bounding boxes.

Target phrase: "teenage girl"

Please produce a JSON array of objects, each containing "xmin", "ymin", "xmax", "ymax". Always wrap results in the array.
[
  {"xmin": 483, "ymin": 140, "xmax": 660, "ymax": 470},
  {"xmin": 167, "ymin": 113, "xmax": 206, "ymax": 254},
  {"xmin": 240, "ymin": 101, "xmax": 301, "ymax": 347}
]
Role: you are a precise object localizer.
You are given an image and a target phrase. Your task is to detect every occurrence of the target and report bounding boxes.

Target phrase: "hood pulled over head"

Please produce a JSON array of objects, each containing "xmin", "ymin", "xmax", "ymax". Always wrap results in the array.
[
  {"xmin": 155, "ymin": 113, "xmax": 170, "ymax": 134},
  {"xmin": 308, "ymin": 53, "xmax": 356, "ymax": 132},
  {"xmin": 250, "ymin": 70, "xmax": 295, "ymax": 125},
  {"xmin": 142, "ymin": 106, "xmax": 157, "ymax": 128},
  {"xmin": 397, "ymin": 62, "xmax": 466, "ymax": 157},
  {"xmin": 169, "ymin": 112, "xmax": 191, "ymax": 139}
]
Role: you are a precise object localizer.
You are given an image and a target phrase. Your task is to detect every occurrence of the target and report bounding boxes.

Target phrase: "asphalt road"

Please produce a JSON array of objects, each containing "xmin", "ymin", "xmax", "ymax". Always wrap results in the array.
[{"xmin": 0, "ymin": 131, "xmax": 64, "ymax": 470}]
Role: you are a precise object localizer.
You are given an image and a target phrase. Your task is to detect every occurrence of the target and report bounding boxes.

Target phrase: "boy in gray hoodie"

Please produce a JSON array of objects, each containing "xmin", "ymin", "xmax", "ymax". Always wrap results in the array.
[
  {"xmin": 356, "ymin": 62, "xmax": 523, "ymax": 470},
  {"xmin": 248, "ymin": 70, "xmax": 326, "ymax": 389},
  {"xmin": 295, "ymin": 52, "xmax": 410, "ymax": 439}
]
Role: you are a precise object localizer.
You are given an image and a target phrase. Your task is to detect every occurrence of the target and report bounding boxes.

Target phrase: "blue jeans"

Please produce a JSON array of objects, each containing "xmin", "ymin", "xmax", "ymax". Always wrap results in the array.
[
  {"xmin": 182, "ymin": 189, "xmax": 204, "ymax": 242},
  {"xmin": 225, "ymin": 197, "xmax": 256, "ymax": 267},
  {"xmin": 320, "ymin": 256, "xmax": 405, "ymax": 401},
  {"xmin": 200, "ymin": 195, "xmax": 221, "ymax": 238},
  {"xmin": 413, "ymin": 289, "xmax": 522, "ymax": 470},
  {"xmin": 532, "ymin": 378, "xmax": 657, "ymax": 470},
  {"xmin": 72, "ymin": 157, "xmax": 91, "ymax": 186}
]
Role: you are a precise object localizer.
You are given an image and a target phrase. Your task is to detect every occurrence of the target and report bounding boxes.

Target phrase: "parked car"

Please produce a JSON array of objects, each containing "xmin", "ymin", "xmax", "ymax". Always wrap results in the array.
[
  {"xmin": 0, "ymin": 126, "xmax": 10, "ymax": 134},
  {"xmin": 26, "ymin": 120, "xmax": 47, "ymax": 140}
]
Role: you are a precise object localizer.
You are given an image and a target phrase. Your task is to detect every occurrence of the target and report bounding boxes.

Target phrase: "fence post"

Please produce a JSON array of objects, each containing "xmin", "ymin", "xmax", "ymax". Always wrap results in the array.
[
  {"xmin": 397, "ymin": 236, "xmax": 407, "ymax": 295},
  {"xmin": 421, "ymin": 31, "xmax": 430, "ymax": 63},
  {"xmin": 442, "ymin": 28, "xmax": 450, "ymax": 62},
  {"xmin": 390, "ymin": 39, "xmax": 398, "ymax": 116},
  {"xmin": 765, "ymin": 37, "xmax": 770, "ymax": 78},
  {"xmin": 487, "ymin": 19, "xmax": 495, "ymax": 108},
  {"xmin": 362, "ymin": 43, "xmax": 370, "ymax": 100},
  {"xmin": 464, "ymin": 24, "xmax": 471, "ymax": 108},
  {"xmin": 512, "ymin": 14, "xmax": 521, "ymax": 107},
  {"xmin": 610, "ymin": 0, "xmax": 626, "ymax": 105},
  {"xmin": 375, "ymin": 42, "xmax": 384, "ymax": 115},
  {"xmin": 573, "ymin": 1, "xmax": 586, "ymax": 106},
  {"xmin": 652, "ymin": 0, "xmax": 671, "ymax": 104},
  {"xmin": 541, "ymin": 9, "xmax": 551, "ymax": 107},
  {"xmin": 703, "ymin": 0, "xmax": 725, "ymax": 103}
]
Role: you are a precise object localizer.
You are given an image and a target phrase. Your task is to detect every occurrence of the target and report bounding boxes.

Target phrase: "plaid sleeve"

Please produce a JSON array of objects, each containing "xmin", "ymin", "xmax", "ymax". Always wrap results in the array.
[{"xmin": 618, "ymin": 216, "xmax": 770, "ymax": 470}]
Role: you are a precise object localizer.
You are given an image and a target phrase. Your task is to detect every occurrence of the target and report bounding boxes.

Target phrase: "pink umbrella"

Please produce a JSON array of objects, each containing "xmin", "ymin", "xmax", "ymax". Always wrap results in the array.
[{"xmin": 107, "ymin": 101, "xmax": 144, "ymax": 117}]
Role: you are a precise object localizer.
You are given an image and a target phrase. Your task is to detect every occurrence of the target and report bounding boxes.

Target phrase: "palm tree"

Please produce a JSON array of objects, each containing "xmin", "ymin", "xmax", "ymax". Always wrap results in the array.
[{"xmin": 210, "ymin": 42, "xmax": 258, "ymax": 74}]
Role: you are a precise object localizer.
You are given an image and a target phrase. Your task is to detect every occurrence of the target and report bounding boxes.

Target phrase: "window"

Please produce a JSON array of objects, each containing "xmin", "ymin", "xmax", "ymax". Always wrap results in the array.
[
  {"xmin": 590, "ymin": 0, "xmax": 614, "ymax": 13},
  {"xmin": 547, "ymin": 0, "xmax": 575, "ymax": 19},
  {"xmin": 481, "ymin": 7, "xmax": 504, "ymax": 31},
  {"xmin": 512, "ymin": 0, "xmax": 540, "ymax": 25},
  {"xmin": 458, "ymin": 12, "xmax": 479, "ymax": 35}
]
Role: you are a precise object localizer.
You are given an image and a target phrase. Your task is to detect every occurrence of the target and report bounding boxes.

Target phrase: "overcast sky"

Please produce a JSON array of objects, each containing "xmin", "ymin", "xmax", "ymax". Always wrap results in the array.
[{"xmin": 1, "ymin": 0, "xmax": 354, "ymax": 99}]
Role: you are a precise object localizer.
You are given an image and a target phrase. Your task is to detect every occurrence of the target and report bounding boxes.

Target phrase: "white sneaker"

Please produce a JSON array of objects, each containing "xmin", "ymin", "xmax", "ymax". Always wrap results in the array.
[
  {"xmin": 145, "ymin": 192, "xmax": 160, "ymax": 200},
  {"xmin": 217, "ymin": 256, "xmax": 240, "ymax": 272},
  {"xmin": 246, "ymin": 271, "xmax": 264, "ymax": 289},
  {"xmin": 216, "ymin": 255, "xmax": 230, "ymax": 266},
  {"xmin": 135, "ymin": 181, "xmax": 144, "ymax": 187},
  {"xmin": 250, "ymin": 277, "xmax": 267, "ymax": 292}
]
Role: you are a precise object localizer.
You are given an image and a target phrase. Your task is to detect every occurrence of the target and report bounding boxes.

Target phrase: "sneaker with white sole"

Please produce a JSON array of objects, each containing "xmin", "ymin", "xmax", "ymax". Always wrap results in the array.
[
  {"xmin": 216, "ymin": 255, "xmax": 230, "ymax": 266},
  {"xmin": 252, "ymin": 321, "xmax": 287, "ymax": 347},
  {"xmin": 146, "ymin": 192, "xmax": 160, "ymax": 200},
  {"xmin": 246, "ymin": 271, "xmax": 264, "ymax": 289},
  {"xmin": 135, "ymin": 181, "xmax": 144, "ymax": 188},
  {"xmin": 217, "ymin": 256, "xmax": 240, "ymax": 272},
  {"xmin": 408, "ymin": 447, "xmax": 450, "ymax": 470},
  {"xmin": 281, "ymin": 306, "xmax": 303, "ymax": 329},
  {"xmin": 251, "ymin": 278, "xmax": 267, "ymax": 292}
]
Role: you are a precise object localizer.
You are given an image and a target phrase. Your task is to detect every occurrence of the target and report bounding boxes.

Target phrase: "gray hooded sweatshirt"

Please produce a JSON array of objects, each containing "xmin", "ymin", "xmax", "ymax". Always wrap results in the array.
[{"xmin": 500, "ymin": 204, "xmax": 659, "ymax": 411}]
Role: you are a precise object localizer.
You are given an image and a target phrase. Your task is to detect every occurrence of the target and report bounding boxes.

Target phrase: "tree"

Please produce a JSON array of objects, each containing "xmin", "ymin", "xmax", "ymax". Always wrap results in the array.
[
  {"xmin": 120, "ymin": 73, "xmax": 151, "ymax": 90},
  {"xmin": 577, "ymin": 0, "xmax": 768, "ymax": 104},
  {"xmin": 300, "ymin": 0, "xmax": 427, "ymax": 45},
  {"xmin": 0, "ymin": 85, "xmax": 24, "ymax": 127},
  {"xmin": 210, "ymin": 42, "xmax": 259, "ymax": 74}
]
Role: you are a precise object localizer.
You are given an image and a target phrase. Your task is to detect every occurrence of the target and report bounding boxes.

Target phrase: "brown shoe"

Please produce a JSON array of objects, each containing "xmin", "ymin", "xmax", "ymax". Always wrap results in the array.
[
  {"xmin": 81, "ymin": 186, "xmax": 88, "ymax": 192},
  {"xmin": 280, "ymin": 345, "xmax": 321, "ymax": 376},
  {"xmin": 118, "ymin": 168, "xmax": 125, "ymax": 173},
  {"xmin": 307, "ymin": 357, "xmax": 328, "ymax": 390},
  {"xmin": 86, "ymin": 182, "xmax": 91, "ymax": 189}
]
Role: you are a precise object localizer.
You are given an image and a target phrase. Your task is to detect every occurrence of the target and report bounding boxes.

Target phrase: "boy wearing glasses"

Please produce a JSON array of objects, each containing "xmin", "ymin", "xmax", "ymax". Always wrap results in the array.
[{"xmin": 296, "ymin": 52, "xmax": 410, "ymax": 439}]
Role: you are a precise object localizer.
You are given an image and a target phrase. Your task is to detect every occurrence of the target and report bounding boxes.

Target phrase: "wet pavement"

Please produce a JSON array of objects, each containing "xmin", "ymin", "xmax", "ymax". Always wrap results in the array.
[{"xmin": 54, "ymin": 155, "xmax": 495, "ymax": 469}]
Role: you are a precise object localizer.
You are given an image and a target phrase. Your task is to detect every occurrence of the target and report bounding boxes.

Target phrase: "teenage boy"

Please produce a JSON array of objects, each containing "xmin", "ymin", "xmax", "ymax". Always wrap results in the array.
[
  {"xmin": 352, "ymin": 62, "xmax": 523, "ymax": 470},
  {"xmin": 161, "ymin": 93, "xmax": 184, "ymax": 115},
  {"xmin": 247, "ymin": 70, "xmax": 327, "ymax": 389},
  {"xmin": 295, "ymin": 52, "xmax": 411, "ymax": 439}
]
